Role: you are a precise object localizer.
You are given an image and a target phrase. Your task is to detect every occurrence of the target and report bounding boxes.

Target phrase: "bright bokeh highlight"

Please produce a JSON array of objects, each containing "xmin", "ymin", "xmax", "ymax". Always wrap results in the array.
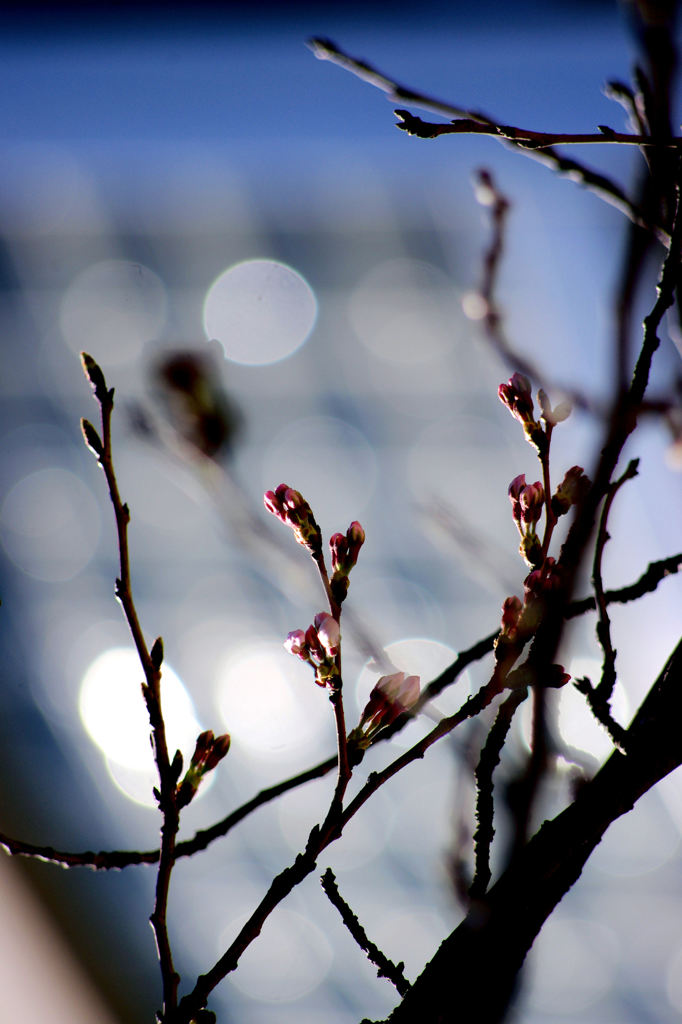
[
  {"xmin": 222, "ymin": 908, "xmax": 332, "ymax": 1003},
  {"xmin": 215, "ymin": 641, "xmax": 332, "ymax": 760},
  {"xmin": 349, "ymin": 257, "xmax": 459, "ymax": 365},
  {"xmin": 356, "ymin": 637, "xmax": 461, "ymax": 743},
  {"xmin": 203, "ymin": 258, "xmax": 317, "ymax": 365},
  {"xmin": 261, "ymin": 415, "xmax": 376, "ymax": 524},
  {"xmin": 59, "ymin": 259, "xmax": 167, "ymax": 365},
  {"xmin": 78, "ymin": 647, "xmax": 204, "ymax": 806},
  {"xmin": 0, "ymin": 467, "xmax": 100, "ymax": 582}
]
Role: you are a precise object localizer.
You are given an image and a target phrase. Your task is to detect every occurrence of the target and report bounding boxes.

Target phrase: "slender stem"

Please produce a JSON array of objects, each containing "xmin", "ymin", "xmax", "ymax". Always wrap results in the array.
[
  {"xmin": 309, "ymin": 37, "xmax": 668, "ymax": 244},
  {"xmin": 592, "ymin": 459, "xmax": 640, "ymax": 701},
  {"xmin": 538, "ymin": 425, "xmax": 558, "ymax": 562},
  {"xmin": 469, "ymin": 686, "xmax": 528, "ymax": 900},
  {"xmin": 86, "ymin": 362, "xmax": 180, "ymax": 1018},
  {"xmin": 313, "ymin": 546, "xmax": 351, "ymax": 795},
  {"xmin": 396, "ymin": 111, "xmax": 681, "ymax": 148},
  {"xmin": 321, "ymin": 868, "xmax": 411, "ymax": 996},
  {"xmin": 1, "ymin": 553, "xmax": 679, "ymax": 873}
]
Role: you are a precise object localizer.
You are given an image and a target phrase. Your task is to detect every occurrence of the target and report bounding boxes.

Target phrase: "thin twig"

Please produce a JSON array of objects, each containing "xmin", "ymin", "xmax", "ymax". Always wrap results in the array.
[
  {"xmin": 572, "ymin": 676, "xmax": 629, "ymax": 753},
  {"xmin": 592, "ymin": 459, "xmax": 640, "ymax": 701},
  {"xmin": 395, "ymin": 109, "xmax": 680, "ymax": 149},
  {"xmin": 81, "ymin": 354, "xmax": 180, "ymax": 1018},
  {"xmin": 308, "ymin": 37, "xmax": 668, "ymax": 244},
  {"xmin": 1, "ymin": 553, "xmax": 679, "ymax": 873},
  {"xmin": 472, "ymin": 169, "xmax": 591, "ymax": 412},
  {"xmin": 469, "ymin": 686, "xmax": 528, "ymax": 901},
  {"xmin": 321, "ymin": 868, "xmax": 411, "ymax": 997}
]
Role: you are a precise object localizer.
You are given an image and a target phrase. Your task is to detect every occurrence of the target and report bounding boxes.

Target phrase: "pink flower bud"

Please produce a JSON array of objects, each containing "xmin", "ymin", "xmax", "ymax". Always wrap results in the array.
[
  {"xmin": 508, "ymin": 474, "xmax": 526, "ymax": 528},
  {"xmin": 359, "ymin": 671, "xmax": 421, "ymax": 737},
  {"xmin": 284, "ymin": 629, "xmax": 309, "ymax": 659},
  {"xmin": 329, "ymin": 532, "xmax": 348, "ymax": 573},
  {"xmin": 264, "ymin": 490, "xmax": 285, "ymax": 519},
  {"xmin": 519, "ymin": 480, "xmax": 544, "ymax": 524},
  {"xmin": 498, "ymin": 373, "xmax": 534, "ymax": 424},
  {"xmin": 501, "ymin": 595, "xmax": 523, "ymax": 638},
  {"xmin": 345, "ymin": 521, "xmax": 365, "ymax": 568},
  {"xmin": 314, "ymin": 612, "xmax": 340, "ymax": 657},
  {"xmin": 264, "ymin": 483, "xmax": 322, "ymax": 554}
]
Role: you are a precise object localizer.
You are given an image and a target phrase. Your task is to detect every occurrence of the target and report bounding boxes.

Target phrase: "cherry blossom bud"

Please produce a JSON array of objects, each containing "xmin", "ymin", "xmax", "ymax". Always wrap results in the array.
[
  {"xmin": 358, "ymin": 671, "xmax": 421, "ymax": 741},
  {"xmin": 519, "ymin": 480, "xmax": 544, "ymax": 525},
  {"xmin": 176, "ymin": 729, "xmax": 231, "ymax": 808},
  {"xmin": 500, "ymin": 595, "xmax": 523, "ymax": 638},
  {"xmin": 284, "ymin": 629, "xmax": 309, "ymax": 660},
  {"xmin": 498, "ymin": 373, "xmax": 534, "ymax": 425},
  {"xmin": 263, "ymin": 483, "xmax": 322, "ymax": 554},
  {"xmin": 329, "ymin": 532, "xmax": 348, "ymax": 573},
  {"xmin": 552, "ymin": 466, "xmax": 590, "ymax": 517},
  {"xmin": 314, "ymin": 612, "xmax": 341, "ymax": 657},
  {"xmin": 204, "ymin": 732, "xmax": 231, "ymax": 770},
  {"xmin": 508, "ymin": 474, "xmax": 526, "ymax": 529},
  {"xmin": 264, "ymin": 489, "xmax": 285, "ymax": 519},
  {"xmin": 345, "ymin": 521, "xmax": 365, "ymax": 567}
]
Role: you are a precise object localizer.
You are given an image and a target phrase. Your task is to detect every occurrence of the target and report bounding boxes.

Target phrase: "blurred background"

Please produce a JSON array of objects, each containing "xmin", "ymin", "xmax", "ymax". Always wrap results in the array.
[{"xmin": 0, "ymin": 1, "xmax": 681, "ymax": 1021}]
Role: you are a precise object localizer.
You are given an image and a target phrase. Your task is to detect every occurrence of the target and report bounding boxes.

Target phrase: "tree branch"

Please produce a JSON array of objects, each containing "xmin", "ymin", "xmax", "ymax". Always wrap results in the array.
[
  {"xmin": 386, "ymin": 637, "xmax": 682, "ymax": 1023},
  {"xmin": 308, "ymin": 37, "xmax": 669, "ymax": 243},
  {"xmin": 321, "ymin": 868, "xmax": 411, "ymax": 997}
]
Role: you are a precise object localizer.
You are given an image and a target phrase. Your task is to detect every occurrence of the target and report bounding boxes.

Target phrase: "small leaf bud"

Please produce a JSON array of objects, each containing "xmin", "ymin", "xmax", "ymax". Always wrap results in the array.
[{"xmin": 150, "ymin": 636, "xmax": 164, "ymax": 670}]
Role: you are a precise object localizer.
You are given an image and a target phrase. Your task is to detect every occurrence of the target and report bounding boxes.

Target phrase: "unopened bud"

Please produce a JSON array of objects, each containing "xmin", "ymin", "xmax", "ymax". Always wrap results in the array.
[
  {"xmin": 552, "ymin": 466, "xmax": 590, "ymax": 517},
  {"xmin": 314, "ymin": 612, "xmax": 340, "ymax": 657}
]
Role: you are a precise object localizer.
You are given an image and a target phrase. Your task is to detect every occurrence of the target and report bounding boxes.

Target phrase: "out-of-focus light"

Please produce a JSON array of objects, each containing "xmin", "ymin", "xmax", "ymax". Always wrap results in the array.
[
  {"xmin": 407, "ymin": 415, "xmax": 517, "ymax": 543},
  {"xmin": 666, "ymin": 943, "xmax": 682, "ymax": 1012},
  {"xmin": 348, "ymin": 258, "xmax": 459, "ymax": 366},
  {"xmin": 355, "ymin": 637, "xmax": 460, "ymax": 723},
  {"xmin": 277, "ymin": 780, "xmax": 391, "ymax": 870},
  {"xmin": 519, "ymin": 656, "xmax": 630, "ymax": 763},
  {"xmin": 261, "ymin": 415, "xmax": 376, "ymax": 525},
  {"xmin": 59, "ymin": 259, "xmax": 167, "ymax": 365},
  {"xmin": 78, "ymin": 647, "xmax": 204, "ymax": 807},
  {"xmin": 215, "ymin": 641, "xmax": 332, "ymax": 761},
  {"xmin": 203, "ymin": 259, "xmax": 317, "ymax": 366},
  {"xmin": 461, "ymin": 291, "xmax": 488, "ymax": 321},
  {"xmin": 526, "ymin": 917, "xmax": 618, "ymax": 1014},
  {"xmin": 373, "ymin": 907, "xmax": 447, "ymax": 978},
  {"xmin": 0, "ymin": 145, "xmax": 101, "ymax": 236},
  {"xmin": 0, "ymin": 467, "xmax": 100, "ymax": 582},
  {"xmin": 221, "ymin": 908, "xmax": 332, "ymax": 1003}
]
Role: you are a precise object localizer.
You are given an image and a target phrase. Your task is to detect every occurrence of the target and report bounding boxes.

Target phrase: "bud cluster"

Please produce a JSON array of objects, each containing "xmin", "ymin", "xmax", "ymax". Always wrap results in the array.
[
  {"xmin": 285, "ymin": 611, "xmax": 341, "ymax": 688},
  {"xmin": 176, "ymin": 729, "xmax": 231, "ymax": 809},
  {"xmin": 508, "ymin": 474, "xmax": 544, "ymax": 567},
  {"xmin": 498, "ymin": 561, "xmax": 570, "ymax": 689},
  {"xmin": 350, "ymin": 671, "xmax": 421, "ymax": 749},
  {"xmin": 329, "ymin": 521, "xmax": 366, "ymax": 603},
  {"xmin": 499, "ymin": 557, "xmax": 564, "ymax": 645},
  {"xmin": 264, "ymin": 484, "xmax": 323, "ymax": 556},
  {"xmin": 498, "ymin": 374, "xmax": 572, "ymax": 454}
]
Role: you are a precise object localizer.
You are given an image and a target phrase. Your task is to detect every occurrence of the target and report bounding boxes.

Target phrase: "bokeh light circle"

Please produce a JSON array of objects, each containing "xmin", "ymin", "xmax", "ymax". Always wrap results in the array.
[
  {"xmin": 60, "ymin": 259, "xmax": 167, "ymax": 365},
  {"xmin": 348, "ymin": 257, "xmax": 459, "ymax": 366},
  {"xmin": 203, "ymin": 258, "xmax": 317, "ymax": 365},
  {"xmin": 261, "ymin": 415, "xmax": 376, "ymax": 525},
  {"xmin": 79, "ymin": 648, "xmax": 204, "ymax": 806},
  {"xmin": 215, "ymin": 641, "xmax": 332, "ymax": 761},
  {"xmin": 355, "ymin": 637, "xmax": 462, "ymax": 744},
  {"xmin": 0, "ymin": 467, "xmax": 100, "ymax": 582},
  {"xmin": 222, "ymin": 908, "xmax": 332, "ymax": 1003}
]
